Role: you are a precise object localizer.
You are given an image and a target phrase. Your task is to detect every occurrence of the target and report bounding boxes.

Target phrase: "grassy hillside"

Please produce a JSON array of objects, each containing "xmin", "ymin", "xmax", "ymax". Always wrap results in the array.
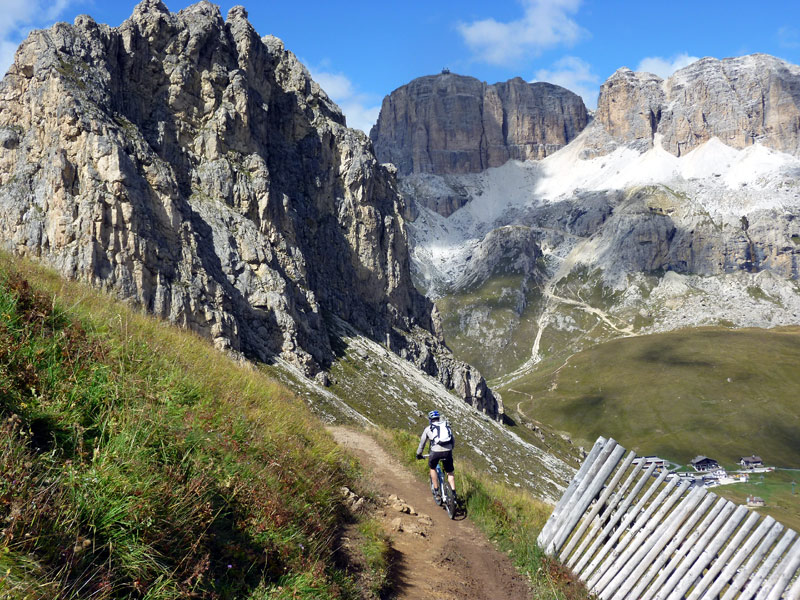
[
  {"xmin": 435, "ymin": 274, "xmax": 544, "ymax": 379},
  {"xmin": 0, "ymin": 253, "xmax": 592, "ymax": 600},
  {"xmin": 0, "ymin": 254, "xmax": 386, "ymax": 600},
  {"xmin": 267, "ymin": 316, "xmax": 582, "ymax": 499},
  {"xmin": 499, "ymin": 327, "xmax": 800, "ymax": 468},
  {"xmin": 435, "ymin": 266, "xmax": 641, "ymax": 380}
]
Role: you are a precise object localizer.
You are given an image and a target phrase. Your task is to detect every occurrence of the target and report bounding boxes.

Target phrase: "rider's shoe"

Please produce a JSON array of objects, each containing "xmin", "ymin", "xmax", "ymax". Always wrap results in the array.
[{"xmin": 432, "ymin": 488, "xmax": 442, "ymax": 505}]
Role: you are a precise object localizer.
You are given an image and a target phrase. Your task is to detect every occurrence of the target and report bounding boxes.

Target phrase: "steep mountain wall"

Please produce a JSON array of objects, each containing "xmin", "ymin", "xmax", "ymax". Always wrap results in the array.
[
  {"xmin": 588, "ymin": 54, "xmax": 800, "ymax": 157},
  {"xmin": 370, "ymin": 73, "xmax": 588, "ymax": 176},
  {"xmin": 0, "ymin": 0, "xmax": 501, "ymax": 418}
]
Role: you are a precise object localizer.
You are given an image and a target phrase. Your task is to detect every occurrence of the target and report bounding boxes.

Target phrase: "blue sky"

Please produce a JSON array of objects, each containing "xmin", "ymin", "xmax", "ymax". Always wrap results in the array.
[{"xmin": 3, "ymin": 0, "xmax": 800, "ymax": 132}]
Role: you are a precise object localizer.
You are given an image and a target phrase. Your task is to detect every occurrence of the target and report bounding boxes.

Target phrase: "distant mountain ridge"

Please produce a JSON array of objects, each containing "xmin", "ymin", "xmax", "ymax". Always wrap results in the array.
[
  {"xmin": 370, "ymin": 72, "xmax": 588, "ymax": 176},
  {"xmin": 390, "ymin": 54, "xmax": 800, "ymax": 381},
  {"xmin": 585, "ymin": 54, "xmax": 800, "ymax": 158}
]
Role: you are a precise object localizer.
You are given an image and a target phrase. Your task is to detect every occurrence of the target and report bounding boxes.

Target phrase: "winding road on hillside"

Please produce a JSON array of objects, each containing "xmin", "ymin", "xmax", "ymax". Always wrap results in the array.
[
  {"xmin": 329, "ymin": 427, "xmax": 532, "ymax": 600},
  {"xmin": 494, "ymin": 237, "xmax": 634, "ymax": 389}
]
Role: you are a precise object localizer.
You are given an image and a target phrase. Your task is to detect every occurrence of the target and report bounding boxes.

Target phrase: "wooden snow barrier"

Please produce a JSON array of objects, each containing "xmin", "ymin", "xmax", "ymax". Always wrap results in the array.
[{"xmin": 537, "ymin": 436, "xmax": 800, "ymax": 599}]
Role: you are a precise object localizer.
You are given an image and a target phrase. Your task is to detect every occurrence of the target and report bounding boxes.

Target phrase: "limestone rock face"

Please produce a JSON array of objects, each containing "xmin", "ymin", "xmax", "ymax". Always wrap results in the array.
[
  {"xmin": 370, "ymin": 73, "xmax": 588, "ymax": 175},
  {"xmin": 452, "ymin": 225, "xmax": 544, "ymax": 292},
  {"xmin": 590, "ymin": 192, "xmax": 800, "ymax": 283},
  {"xmin": 0, "ymin": 0, "xmax": 501, "ymax": 418},
  {"xmin": 593, "ymin": 68, "xmax": 665, "ymax": 153},
  {"xmin": 590, "ymin": 54, "xmax": 800, "ymax": 157},
  {"xmin": 660, "ymin": 55, "xmax": 800, "ymax": 156}
]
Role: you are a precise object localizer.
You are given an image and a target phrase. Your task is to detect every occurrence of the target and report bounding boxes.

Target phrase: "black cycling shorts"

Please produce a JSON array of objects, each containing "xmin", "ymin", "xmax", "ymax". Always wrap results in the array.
[{"xmin": 428, "ymin": 450, "xmax": 454, "ymax": 473}]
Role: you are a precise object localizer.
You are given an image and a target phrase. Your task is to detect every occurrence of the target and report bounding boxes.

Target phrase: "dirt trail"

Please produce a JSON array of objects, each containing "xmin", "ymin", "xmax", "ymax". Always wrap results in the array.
[{"xmin": 329, "ymin": 427, "xmax": 531, "ymax": 600}]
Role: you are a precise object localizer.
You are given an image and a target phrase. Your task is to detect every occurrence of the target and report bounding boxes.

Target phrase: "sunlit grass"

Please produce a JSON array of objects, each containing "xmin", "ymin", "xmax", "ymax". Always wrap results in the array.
[
  {"xmin": 715, "ymin": 469, "xmax": 800, "ymax": 532},
  {"xmin": 0, "ymin": 253, "xmax": 365, "ymax": 599},
  {"xmin": 501, "ymin": 325, "xmax": 800, "ymax": 531},
  {"xmin": 501, "ymin": 326, "xmax": 800, "ymax": 467}
]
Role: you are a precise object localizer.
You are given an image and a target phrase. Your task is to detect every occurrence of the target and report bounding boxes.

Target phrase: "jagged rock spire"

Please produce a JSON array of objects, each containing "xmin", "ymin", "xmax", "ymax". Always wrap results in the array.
[
  {"xmin": 588, "ymin": 54, "xmax": 800, "ymax": 157},
  {"xmin": 0, "ymin": 1, "xmax": 503, "ymax": 419}
]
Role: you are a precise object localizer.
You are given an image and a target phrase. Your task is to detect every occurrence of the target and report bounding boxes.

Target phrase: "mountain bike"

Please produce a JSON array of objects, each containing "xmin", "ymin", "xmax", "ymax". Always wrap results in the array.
[{"xmin": 424, "ymin": 455, "xmax": 457, "ymax": 519}]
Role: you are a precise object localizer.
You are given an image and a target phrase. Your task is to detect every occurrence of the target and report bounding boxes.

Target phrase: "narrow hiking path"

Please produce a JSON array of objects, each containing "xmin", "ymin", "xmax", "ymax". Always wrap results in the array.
[
  {"xmin": 493, "ymin": 240, "xmax": 589, "ymax": 389},
  {"xmin": 329, "ymin": 427, "xmax": 532, "ymax": 600}
]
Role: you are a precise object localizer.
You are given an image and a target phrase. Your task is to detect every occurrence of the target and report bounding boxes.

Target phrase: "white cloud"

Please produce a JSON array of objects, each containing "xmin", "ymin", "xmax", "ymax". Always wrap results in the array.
[
  {"xmin": 534, "ymin": 55, "xmax": 599, "ymax": 109},
  {"xmin": 337, "ymin": 101, "xmax": 381, "ymax": 136},
  {"xmin": 778, "ymin": 26, "xmax": 800, "ymax": 49},
  {"xmin": 311, "ymin": 68, "xmax": 381, "ymax": 134},
  {"xmin": 0, "ymin": 1, "xmax": 38, "ymax": 36},
  {"xmin": 458, "ymin": 0, "xmax": 585, "ymax": 66},
  {"xmin": 313, "ymin": 72, "xmax": 355, "ymax": 102},
  {"xmin": 43, "ymin": 0, "xmax": 74, "ymax": 21},
  {"xmin": 0, "ymin": 0, "xmax": 77, "ymax": 76},
  {"xmin": 0, "ymin": 41, "xmax": 19, "ymax": 77},
  {"xmin": 636, "ymin": 53, "xmax": 700, "ymax": 79}
]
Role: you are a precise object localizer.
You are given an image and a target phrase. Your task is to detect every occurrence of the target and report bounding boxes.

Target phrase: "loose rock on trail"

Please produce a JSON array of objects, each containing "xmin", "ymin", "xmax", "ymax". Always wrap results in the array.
[{"xmin": 330, "ymin": 427, "xmax": 532, "ymax": 600}]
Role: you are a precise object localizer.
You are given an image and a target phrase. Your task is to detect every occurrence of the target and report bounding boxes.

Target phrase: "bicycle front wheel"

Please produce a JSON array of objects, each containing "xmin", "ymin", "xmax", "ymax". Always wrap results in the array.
[{"xmin": 442, "ymin": 480, "xmax": 457, "ymax": 519}]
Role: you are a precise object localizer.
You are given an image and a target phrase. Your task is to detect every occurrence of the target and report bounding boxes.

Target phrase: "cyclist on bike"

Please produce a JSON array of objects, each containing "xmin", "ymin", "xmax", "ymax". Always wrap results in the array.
[{"xmin": 416, "ymin": 410, "xmax": 460, "ymax": 506}]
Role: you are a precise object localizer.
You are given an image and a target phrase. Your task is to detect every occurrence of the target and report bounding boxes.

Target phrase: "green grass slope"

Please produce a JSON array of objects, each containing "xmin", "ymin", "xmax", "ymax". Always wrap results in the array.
[
  {"xmin": 714, "ymin": 469, "xmax": 800, "ymax": 532},
  {"xmin": 435, "ymin": 266, "xmax": 642, "ymax": 381},
  {"xmin": 0, "ymin": 253, "xmax": 592, "ymax": 600},
  {"xmin": 0, "ymin": 254, "xmax": 384, "ymax": 600},
  {"xmin": 499, "ymin": 327, "xmax": 800, "ymax": 468}
]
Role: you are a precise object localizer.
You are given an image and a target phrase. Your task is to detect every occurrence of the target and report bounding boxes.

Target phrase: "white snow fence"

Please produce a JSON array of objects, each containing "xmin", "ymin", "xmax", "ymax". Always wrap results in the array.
[{"xmin": 538, "ymin": 436, "xmax": 800, "ymax": 599}]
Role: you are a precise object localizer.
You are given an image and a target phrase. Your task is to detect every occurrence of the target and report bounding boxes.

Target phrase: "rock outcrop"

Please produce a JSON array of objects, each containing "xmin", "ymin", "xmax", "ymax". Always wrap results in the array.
[
  {"xmin": 370, "ymin": 72, "xmax": 588, "ymax": 175},
  {"xmin": 574, "ymin": 186, "xmax": 800, "ymax": 282},
  {"xmin": 589, "ymin": 54, "xmax": 800, "ymax": 157},
  {"xmin": 0, "ymin": 1, "xmax": 501, "ymax": 418},
  {"xmin": 452, "ymin": 225, "xmax": 545, "ymax": 291},
  {"xmin": 592, "ymin": 68, "xmax": 664, "ymax": 153}
]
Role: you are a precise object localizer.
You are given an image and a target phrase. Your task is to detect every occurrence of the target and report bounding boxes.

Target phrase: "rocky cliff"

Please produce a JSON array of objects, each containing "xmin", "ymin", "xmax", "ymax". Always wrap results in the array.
[
  {"xmin": 0, "ymin": 0, "xmax": 501, "ymax": 418},
  {"xmin": 588, "ymin": 54, "xmax": 800, "ymax": 157},
  {"xmin": 370, "ymin": 73, "xmax": 588, "ymax": 176}
]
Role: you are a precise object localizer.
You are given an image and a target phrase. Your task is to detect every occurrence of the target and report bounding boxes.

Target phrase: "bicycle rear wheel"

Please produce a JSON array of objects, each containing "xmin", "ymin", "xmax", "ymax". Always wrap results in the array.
[{"xmin": 431, "ymin": 466, "xmax": 443, "ymax": 506}]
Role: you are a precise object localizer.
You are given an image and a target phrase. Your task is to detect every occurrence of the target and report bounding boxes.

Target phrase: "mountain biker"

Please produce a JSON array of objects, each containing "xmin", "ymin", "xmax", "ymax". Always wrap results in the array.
[{"xmin": 416, "ymin": 410, "xmax": 460, "ymax": 506}]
